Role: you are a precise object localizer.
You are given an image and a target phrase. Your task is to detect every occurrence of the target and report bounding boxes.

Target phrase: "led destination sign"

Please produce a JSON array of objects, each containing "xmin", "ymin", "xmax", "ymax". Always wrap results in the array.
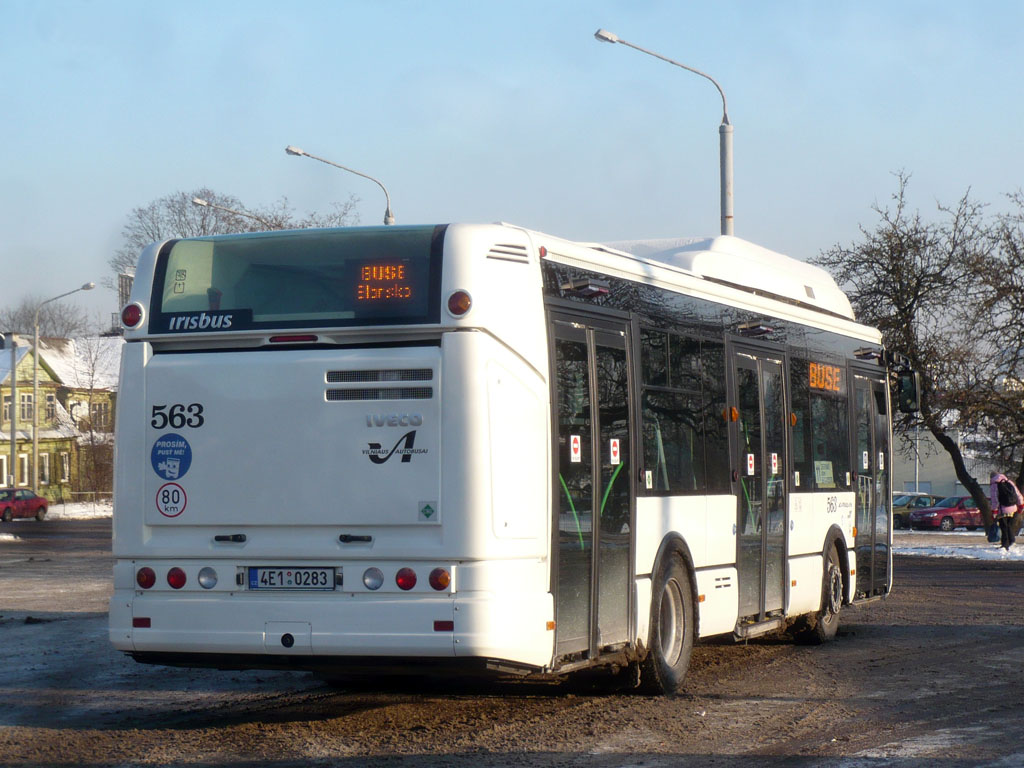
[
  {"xmin": 809, "ymin": 362, "xmax": 842, "ymax": 392},
  {"xmin": 356, "ymin": 261, "xmax": 415, "ymax": 303}
]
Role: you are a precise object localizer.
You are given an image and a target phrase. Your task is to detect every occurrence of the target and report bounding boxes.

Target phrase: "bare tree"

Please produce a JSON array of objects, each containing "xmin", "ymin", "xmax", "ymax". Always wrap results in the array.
[
  {"xmin": 0, "ymin": 296, "xmax": 91, "ymax": 337},
  {"xmin": 107, "ymin": 188, "xmax": 359, "ymax": 286},
  {"xmin": 968, "ymin": 190, "xmax": 1024, "ymax": 485},
  {"xmin": 812, "ymin": 173, "xmax": 1001, "ymax": 523},
  {"xmin": 66, "ymin": 337, "xmax": 121, "ymax": 497}
]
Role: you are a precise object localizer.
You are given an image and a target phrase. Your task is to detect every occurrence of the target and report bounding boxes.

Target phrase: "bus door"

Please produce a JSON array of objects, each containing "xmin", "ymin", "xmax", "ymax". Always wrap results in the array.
[
  {"xmin": 549, "ymin": 314, "xmax": 633, "ymax": 661},
  {"xmin": 852, "ymin": 370, "xmax": 891, "ymax": 598},
  {"xmin": 729, "ymin": 345, "xmax": 787, "ymax": 623}
]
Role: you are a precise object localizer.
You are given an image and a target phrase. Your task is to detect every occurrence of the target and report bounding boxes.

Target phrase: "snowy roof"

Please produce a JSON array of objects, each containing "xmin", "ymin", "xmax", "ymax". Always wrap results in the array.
[
  {"xmin": 0, "ymin": 426, "xmax": 32, "ymax": 442},
  {"xmin": 40, "ymin": 398, "xmax": 80, "ymax": 440},
  {"xmin": 603, "ymin": 235, "xmax": 855, "ymax": 320},
  {"xmin": 0, "ymin": 397, "xmax": 80, "ymax": 442},
  {"xmin": 37, "ymin": 337, "xmax": 123, "ymax": 392},
  {"xmin": 0, "ymin": 346, "xmax": 29, "ymax": 385}
]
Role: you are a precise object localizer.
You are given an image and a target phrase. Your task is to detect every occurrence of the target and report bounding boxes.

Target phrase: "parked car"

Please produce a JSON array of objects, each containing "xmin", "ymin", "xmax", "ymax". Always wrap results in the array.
[
  {"xmin": 892, "ymin": 493, "xmax": 945, "ymax": 529},
  {"xmin": 0, "ymin": 489, "xmax": 49, "ymax": 522},
  {"xmin": 909, "ymin": 496, "xmax": 982, "ymax": 531}
]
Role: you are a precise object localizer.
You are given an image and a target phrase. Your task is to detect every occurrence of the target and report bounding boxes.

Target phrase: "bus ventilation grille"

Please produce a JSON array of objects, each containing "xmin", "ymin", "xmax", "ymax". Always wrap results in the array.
[
  {"xmin": 486, "ymin": 243, "xmax": 529, "ymax": 263},
  {"xmin": 326, "ymin": 387, "xmax": 433, "ymax": 402},
  {"xmin": 326, "ymin": 369, "xmax": 433, "ymax": 383}
]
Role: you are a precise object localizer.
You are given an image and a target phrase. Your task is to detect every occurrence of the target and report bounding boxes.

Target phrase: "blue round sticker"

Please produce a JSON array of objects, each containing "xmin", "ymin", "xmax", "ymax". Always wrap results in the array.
[{"xmin": 151, "ymin": 433, "xmax": 192, "ymax": 480}]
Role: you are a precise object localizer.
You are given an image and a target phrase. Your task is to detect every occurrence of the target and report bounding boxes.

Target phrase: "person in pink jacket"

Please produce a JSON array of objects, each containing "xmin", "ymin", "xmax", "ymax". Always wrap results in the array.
[{"xmin": 989, "ymin": 472, "xmax": 1022, "ymax": 549}]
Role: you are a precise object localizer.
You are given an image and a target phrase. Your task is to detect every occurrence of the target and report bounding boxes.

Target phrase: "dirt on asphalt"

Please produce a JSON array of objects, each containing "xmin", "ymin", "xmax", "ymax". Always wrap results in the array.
[{"xmin": 1, "ymin": 519, "xmax": 1022, "ymax": 767}]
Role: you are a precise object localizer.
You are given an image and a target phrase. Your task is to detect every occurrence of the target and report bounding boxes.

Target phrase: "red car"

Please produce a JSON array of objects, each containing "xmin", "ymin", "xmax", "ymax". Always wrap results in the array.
[
  {"xmin": 909, "ymin": 495, "xmax": 982, "ymax": 531},
  {"xmin": 0, "ymin": 489, "xmax": 48, "ymax": 522}
]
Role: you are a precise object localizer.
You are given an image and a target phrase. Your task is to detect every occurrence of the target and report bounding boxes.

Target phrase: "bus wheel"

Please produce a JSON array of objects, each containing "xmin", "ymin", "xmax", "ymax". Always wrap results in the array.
[
  {"xmin": 640, "ymin": 553, "xmax": 694, "ymax": 695},
  {"xmin": 795, "ymin": 545, "xmax": 842, "ymax": 645}
]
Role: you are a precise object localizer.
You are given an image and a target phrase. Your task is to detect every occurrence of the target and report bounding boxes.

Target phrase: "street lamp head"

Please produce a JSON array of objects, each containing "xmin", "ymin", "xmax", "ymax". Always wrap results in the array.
[
  {"xmin": 82, "ymin": 282, "xmax": 95, "ymax": 291},
  {"xmin": 287, "ymin": 144, "xmax": 395, "ymax": 225},
  {"xmin": 192, "ymin": 197, "xmax": 210, "ymax": 207},
  {"xmin": 594, "ymin": 29, "xmax": 619, "ymax": 44}
]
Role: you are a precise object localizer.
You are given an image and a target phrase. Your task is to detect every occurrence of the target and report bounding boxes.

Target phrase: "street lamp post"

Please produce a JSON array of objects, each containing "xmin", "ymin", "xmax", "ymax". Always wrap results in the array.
[
  {"xmin": 7, "ymin": 336, "xmax": 15, "ymax": 487},
  {"xmin": 33, "ymin": 282, "xmax": 95, "ymax": 491},
  {"xmin": 191, "ymin": 197, "xmax": 276, "ymax": 230},
  {"xmin": 285, "ymin": 145, "xmax": 395, "ymax": 225},
  {"xmin": 594, "ymin": 29, "xmax": 734, "ymax": 236}
]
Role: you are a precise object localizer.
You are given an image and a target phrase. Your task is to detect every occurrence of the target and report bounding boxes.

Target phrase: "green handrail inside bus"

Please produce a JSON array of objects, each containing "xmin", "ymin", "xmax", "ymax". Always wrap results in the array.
[
  {"xmin": 558, "ymin": 473, "xmax": 586, "ymax": 551},
  {"xmin": 599, "ymin": 461, "xmax": 624, "ymax": 517}
]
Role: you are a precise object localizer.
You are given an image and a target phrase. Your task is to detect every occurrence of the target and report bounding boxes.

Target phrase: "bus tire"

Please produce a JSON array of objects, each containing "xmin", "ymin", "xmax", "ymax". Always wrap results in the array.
[
  {"xmin": 639, "ymin": 552, "xmax": 694, "ymax": 695},
  {"xmin": 795, "ymin": 545, "xmax": 842, "ymax": 645}
]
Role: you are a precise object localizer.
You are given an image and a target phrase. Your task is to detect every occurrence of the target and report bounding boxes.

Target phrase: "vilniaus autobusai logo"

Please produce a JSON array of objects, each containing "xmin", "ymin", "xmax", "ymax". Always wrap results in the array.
[{"xmin": 363, "ymin": 430, "xmax": 428, "ymax": 464}]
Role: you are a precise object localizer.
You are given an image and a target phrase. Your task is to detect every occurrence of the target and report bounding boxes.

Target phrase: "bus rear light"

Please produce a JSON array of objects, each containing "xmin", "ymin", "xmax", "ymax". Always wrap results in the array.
[
  {"xmin": 396, "ymin": 567, "xmax": 417, "ymax": 591},
  {"xmin": 133, "ymin": 617, "xmax": 151, "ymax": 628},
  {"xmin": 433, "ymin": 620, "xmax": 454, "ymax": 632},
  {"xmin": 121, "ymin": 302, "xmax": 144, "ymax": 329},
  {"xmin": 428, "ymin": 568, "xmax": 450, "ymax": 591},
  {"xmin": 363, "ymin": 567, "xmax": 384, "ymax": 590},
  {"xmin": 136, "ymin": 567, "xmax": 156, "ymax": 589},
  {"xmin": 269, "ymin": 334, "xmax": 318, "ymax": 343},
  {"xmin": 447, "ymin": 290, "xmax": 472, "ymax": 317},
  {"xmin": 198, "ymin": 567, "xmax": 218, "ymax": 589},
  {"xmin": 167, "ymin": 567, "xmax": 187, "ymax": 589}
]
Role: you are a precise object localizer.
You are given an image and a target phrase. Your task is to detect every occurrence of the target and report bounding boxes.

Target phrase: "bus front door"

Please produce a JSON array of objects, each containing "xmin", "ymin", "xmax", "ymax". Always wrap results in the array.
[
  {"xmin": 550, "ymin": 316, "xmax": 633, "ymax": 662},
  {"xmin": 731, "ymin": 347, "xmax": 787, "ymax": 624},
  {"xmin": 853, "ymin": 372, "xmax": 891, "ymax": 598}
]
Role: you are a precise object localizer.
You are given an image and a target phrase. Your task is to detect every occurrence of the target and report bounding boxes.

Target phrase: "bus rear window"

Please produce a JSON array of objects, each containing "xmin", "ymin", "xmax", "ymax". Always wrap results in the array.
[{"xmin": 149, "ymin": 225, "xmax": 444, "ymax": 333}]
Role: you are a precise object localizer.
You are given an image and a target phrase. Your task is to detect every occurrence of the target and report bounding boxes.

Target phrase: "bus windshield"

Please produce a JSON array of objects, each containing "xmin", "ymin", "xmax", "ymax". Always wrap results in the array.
[{"xmin": 149, "ymin": 225, "xmax": 444, "ymax": 333}]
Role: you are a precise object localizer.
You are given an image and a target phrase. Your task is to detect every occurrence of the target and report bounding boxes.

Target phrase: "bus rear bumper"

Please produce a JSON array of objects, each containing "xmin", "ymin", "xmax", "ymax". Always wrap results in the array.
[{"xmin": 109, "ymin": 588, "xmax": 554, "ymax": 670}]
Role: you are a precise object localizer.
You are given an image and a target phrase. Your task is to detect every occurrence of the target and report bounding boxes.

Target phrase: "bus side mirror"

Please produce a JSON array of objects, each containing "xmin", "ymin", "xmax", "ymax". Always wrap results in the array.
[
  {"xmin": 896, "ymin": 371, "xmax": 921, "ymax": 413},
  {"xmin": 0, "ymin": 333, "xmax": 5, "ymax": 350}
]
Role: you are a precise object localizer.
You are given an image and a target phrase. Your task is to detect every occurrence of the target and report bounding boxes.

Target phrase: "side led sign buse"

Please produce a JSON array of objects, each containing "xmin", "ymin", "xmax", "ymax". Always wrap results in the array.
[
  {"xmin": 356, "ymin": 262, "xmax": 414, "ymax": 302},
  {"xmin": 809, "ymin": 362, "xmax": 842, "ymax": 392}
]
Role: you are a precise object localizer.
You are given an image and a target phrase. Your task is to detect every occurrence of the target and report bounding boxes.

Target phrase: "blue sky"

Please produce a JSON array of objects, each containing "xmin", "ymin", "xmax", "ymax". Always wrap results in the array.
[{"xmin": 2, "ymin": 1, "xmax": 1022, "ymax": 323}]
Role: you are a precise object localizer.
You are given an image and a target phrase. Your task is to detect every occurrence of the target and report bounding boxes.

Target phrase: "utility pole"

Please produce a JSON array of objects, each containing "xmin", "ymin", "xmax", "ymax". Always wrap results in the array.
[{"xmin": 7, "ymin": 336, "xmax": 16, "ymax": 487}]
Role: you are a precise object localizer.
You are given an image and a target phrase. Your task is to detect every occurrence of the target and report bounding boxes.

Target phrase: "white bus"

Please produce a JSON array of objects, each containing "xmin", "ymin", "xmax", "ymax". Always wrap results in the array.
[{"xmin": 110, "ymin": 223, "xmax": 901, "ymax": 692}]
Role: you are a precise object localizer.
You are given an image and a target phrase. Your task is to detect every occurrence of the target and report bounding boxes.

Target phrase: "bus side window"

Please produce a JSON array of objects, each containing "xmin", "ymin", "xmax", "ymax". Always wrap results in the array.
[{"xmin": 701, "ymin": 340, "xmax": 730, "ymax": 493}]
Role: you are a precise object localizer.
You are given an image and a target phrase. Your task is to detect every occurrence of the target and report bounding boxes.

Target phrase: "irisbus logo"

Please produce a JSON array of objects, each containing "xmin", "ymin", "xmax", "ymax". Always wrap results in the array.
[{"xmin": 165, "ymin": 311, "xmax": 234, "ymax": 332}]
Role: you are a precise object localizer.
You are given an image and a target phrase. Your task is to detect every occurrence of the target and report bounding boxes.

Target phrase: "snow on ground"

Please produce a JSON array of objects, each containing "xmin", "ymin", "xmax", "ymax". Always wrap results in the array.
[
  {"xmin": 47, "ymin": 499, "xmax": 113, "ymax": 520},
  {"xmin": 893, "ymin": 529, "xmax": 1024, "ymax": 561}
]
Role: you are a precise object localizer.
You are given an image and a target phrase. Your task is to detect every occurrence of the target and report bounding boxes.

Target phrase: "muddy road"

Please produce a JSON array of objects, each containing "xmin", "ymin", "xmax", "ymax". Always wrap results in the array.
[{"xmin": 1, "ymin": 519, "xmax": 1022, "ymax": 766}]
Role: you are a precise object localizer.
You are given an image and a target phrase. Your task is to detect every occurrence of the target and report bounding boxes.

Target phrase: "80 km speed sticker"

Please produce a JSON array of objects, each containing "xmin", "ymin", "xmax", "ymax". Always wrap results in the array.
[{"xmin": 156, "ymin": 482, "xmax": 187, "ymax": 517}]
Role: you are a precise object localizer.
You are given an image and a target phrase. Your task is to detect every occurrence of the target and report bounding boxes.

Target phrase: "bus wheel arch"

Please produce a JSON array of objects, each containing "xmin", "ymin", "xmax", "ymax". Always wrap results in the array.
[
  {"xmin": 793, "ymin": 526, "xmax": 847, "ymax": 645},
  {"xmin": 638, "ymin": 536, "xmax": 697, "ymax": 695}
]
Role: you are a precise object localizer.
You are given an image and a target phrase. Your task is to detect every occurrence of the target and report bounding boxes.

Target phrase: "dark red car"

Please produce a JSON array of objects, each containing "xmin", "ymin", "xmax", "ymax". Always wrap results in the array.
[
  {"xmin": 909, "ymin": 495, "xmax": 982, "ymax": 531},
  {"xmin": 0, "ymin": 489, "xmax": 48, "ymax": 522}
]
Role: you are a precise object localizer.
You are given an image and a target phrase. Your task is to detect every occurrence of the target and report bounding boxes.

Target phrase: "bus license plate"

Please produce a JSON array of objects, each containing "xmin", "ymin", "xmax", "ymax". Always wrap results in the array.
[{"xmin": 248, "ymin": 567, "xmax": 335, "ymax": 591}]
